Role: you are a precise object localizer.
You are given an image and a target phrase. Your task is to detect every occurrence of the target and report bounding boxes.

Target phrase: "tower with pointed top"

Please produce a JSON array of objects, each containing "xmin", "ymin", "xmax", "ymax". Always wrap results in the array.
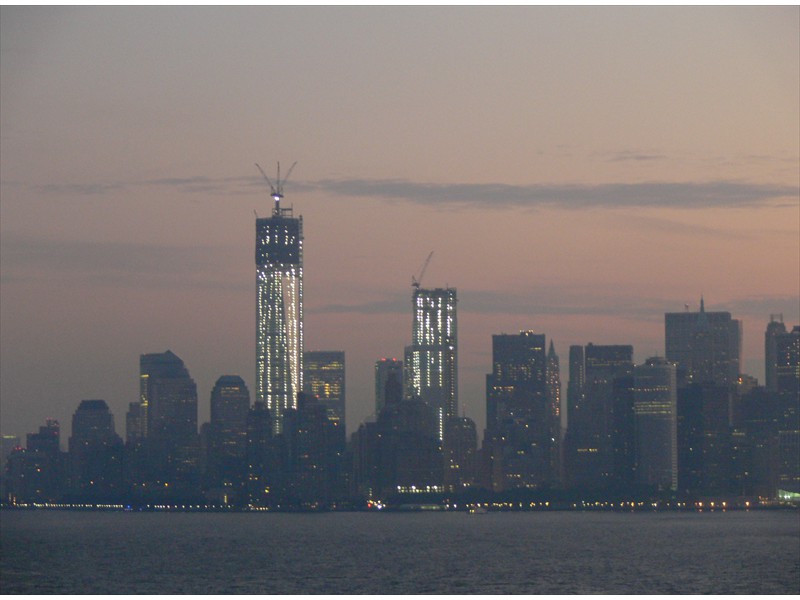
[{"xmin": 255, "ymin": 164, "xmax": 303, "ymax": 435}]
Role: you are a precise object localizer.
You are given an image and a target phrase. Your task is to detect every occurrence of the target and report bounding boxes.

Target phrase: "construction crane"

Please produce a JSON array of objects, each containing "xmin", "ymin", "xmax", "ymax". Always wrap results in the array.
[
  {"xmin": 255, "ymin": 161, "xmax": 297, "ymax": 214},
  {"xmin": 412, "ymin": 251, "xmax": 434, "ymax": 289}
]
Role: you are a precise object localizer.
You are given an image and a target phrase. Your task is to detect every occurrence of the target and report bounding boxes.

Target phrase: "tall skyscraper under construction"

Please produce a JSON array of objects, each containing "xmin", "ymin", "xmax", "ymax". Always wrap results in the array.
[
  {"xmin": 255, "ymin": 163, "xmax": 303, "ymax": 434},
  {"xmin": 410, "ymin": 286, "xmax": 458, "ymax": 439}
]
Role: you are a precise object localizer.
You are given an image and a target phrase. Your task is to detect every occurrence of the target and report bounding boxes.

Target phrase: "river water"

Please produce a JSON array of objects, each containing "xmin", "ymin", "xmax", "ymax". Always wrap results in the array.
[{"xmin": 1, "ymin": 509, "xmax": 798, "ymax": 594}]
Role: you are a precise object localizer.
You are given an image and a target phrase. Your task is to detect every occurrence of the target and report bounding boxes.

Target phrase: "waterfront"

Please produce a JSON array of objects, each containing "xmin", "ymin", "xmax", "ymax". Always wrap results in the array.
[{"xmin": 1, "ymin": 510, "xmax": 798, "ymax": 594}]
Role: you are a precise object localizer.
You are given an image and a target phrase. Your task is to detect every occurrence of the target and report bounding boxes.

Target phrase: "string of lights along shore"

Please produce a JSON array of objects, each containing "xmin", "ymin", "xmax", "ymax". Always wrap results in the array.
[{"xmin": 1, "ymin": 162, "xmax": 798, "ymax": 510}]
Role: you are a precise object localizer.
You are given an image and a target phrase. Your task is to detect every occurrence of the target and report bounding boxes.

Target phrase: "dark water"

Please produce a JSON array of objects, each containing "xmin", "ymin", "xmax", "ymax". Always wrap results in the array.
[{"xmin": 1, "ymin": 510, "xmax": 798, "ymax": 594}]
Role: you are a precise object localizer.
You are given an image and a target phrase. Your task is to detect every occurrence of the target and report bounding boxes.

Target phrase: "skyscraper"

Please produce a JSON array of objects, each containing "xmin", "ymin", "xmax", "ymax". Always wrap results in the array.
[
  {"xmin": 255, "ymin": 173, "xmax": 303, "ymax": 434},
  {"xmin": 665, "ymin": 297, "xmax": 742, "ymax": 388},
  {"xmin": 765, "ymin": 315, "xmax": 787, "ymax": 392},
  {"xmin": 139, "ymin": 350, "xmax": 198, "ymax": 483},
  {"xmin": 485, "ymin": 331, "xmax": 557, "ymax": 489},
  {"xmin": 774, "ymin": 325, "xmax": 800, "ymax": 395},
  {"xmin": 409, "ymin": 287, "xmax": 458, "ymax": 438},
  {"xmin": 564, "ymin": 343, "xmax": 634, "ymax": 490},
  {"xmin": 208, "ymin": 375, "xmax": 250, "ymax": 496},
  {"xmin": 375, "ymin": 357, "xmax": 403, "ymax": 416},
  {"xmin": 304, "ymin": 351, "xmax": 346, "ymax": 430},
  {"xmin": 633, "ymin": 358, "xmax": 678, "ymax": 491},
  {"xmin": 68, "ymin": 400, "xmax": 123, "ymax": 500}
]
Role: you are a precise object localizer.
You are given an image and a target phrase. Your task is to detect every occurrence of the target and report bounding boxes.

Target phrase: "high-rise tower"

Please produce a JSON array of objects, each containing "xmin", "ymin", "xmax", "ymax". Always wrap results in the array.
[
  {"xmin": 665, "ymin": 297, "xmax": 741, "ymax": 388},
  {"xmin": 255, "ymin": 163, "xmax": 303, "ymax": 434},
  {"xmin": 304, "ymin": 351, "xmax": 346, "ymax": 431},
  {"xmin": 410, "ymin": 287, "xmax": 458, "ymax": 438}
]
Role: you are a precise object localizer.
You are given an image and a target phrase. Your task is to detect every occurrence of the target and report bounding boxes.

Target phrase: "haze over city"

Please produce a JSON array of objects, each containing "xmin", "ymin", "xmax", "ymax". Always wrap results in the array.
[{"xmin": 1, "ymin": 6, "xmax": 798, "ymax": 441}]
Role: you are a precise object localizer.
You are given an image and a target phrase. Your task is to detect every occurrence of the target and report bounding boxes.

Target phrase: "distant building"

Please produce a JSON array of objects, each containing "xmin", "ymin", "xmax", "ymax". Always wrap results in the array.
[
  {"xmin": 409, "ymin": 287, "xmax": 458, "ymax": 439},
  {"xmin": 255, "ymin": 191, "xmax": 303, "ymax": 435},
  {"xmin": 665, "ymin": 297, "xmax": 742, "ymax": 388},
  {"xmin": 5, "ymin": 420, "xmax": 63, "ymax": 504},
  {"xmin": 485, "ymin": 332, "xmax": 557, "ymax": 490},
  {"xmin": 207, "ymin": 375, "xmax": 250, "ymax": 502},
  {"xmin": 774, "ymin": 325, "xmax": 800, "ymax": 395},
  {"xmin": 304, "ymin": 351, "xmax": 346, "ymax": 434},
  {"xmin": 564, "ymin": 343, "xmax": 634, "ymax": 490},
  {"xmin": 765, "ymin": 315, "xmax": 788, "ymax": 392},
  {"xmin": 67, "ymin": 400, "xmax": 123, "ymax": 501},
  {"xmin": 633, "ymin": 358, "xmax": 678, "ymax": 491},
  {"xmin": 137, "ymin": 350, "xmax": 199, "ymax": 486},
  {"xmin": 375, "ymin": 358, "xmax": 403, "ymax": 416},
  {"xmin": 1, "ymin": 435, "xmax": 21, "ymax": 466},
  {"xmin": 443, "ymin": 416, "xmax": 477, "ymax": 491}
]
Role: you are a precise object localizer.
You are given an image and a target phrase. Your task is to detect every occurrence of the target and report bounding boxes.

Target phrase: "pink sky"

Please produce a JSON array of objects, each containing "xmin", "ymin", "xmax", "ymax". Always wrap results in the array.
[{"xmin": 1, "ymin": 7, "xmax": 798, "ymax": 440}]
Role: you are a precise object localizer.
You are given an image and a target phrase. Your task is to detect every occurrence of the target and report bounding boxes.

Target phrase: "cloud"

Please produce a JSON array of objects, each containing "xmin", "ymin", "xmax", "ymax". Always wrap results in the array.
[
  {"xmin": 606, "ymin": 151, "xmax": 667, "ymax": 162},
  {"xmin": 18, "ymin": 173, "xmax": 799, "ymax": 210},
  {"xmin": 313, "ymin": 179, "xmax": 798, "ymax": 210}
]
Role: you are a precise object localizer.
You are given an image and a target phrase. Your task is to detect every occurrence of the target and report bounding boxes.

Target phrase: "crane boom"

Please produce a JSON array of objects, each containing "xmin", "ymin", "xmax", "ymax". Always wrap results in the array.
[
  {"xmin": 412, "ymin": 251, "xmax": 434, "ymax": 289},
  {"xmin": 255, "ymin": 161, "xmax": 297, "ymax": 215}
]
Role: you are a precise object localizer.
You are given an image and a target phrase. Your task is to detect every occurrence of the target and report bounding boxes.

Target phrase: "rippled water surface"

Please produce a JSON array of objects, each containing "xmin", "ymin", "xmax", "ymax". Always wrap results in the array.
[{"xmin": 2, "ymin": 510, "xmax": 798, "ymax": 594}]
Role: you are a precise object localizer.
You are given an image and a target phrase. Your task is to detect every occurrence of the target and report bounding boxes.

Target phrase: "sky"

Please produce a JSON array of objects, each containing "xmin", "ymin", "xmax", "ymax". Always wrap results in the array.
[{"xmin": 1, "ymin": 6, "xmax": 798, "ymax": 443}]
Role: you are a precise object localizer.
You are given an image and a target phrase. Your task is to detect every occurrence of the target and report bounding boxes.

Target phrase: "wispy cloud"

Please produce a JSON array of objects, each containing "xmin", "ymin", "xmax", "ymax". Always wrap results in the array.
[
  {"xmin": 15, "ymin": 174, "xmax": 798, "ymax": 210},
  {"xmin": 313, "ymin": 179, "xmax": 798, "ymax": 210}
]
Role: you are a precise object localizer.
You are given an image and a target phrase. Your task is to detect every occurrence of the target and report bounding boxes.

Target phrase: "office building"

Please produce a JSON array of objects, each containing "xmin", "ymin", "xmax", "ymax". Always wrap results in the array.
[
  {"xmin": 139, "ymin": 350, "xmax": 199, "ymax": 483},
  {"xmin": 774, "ymin": 325, "xmax": 800, "ymax": 395},
  {"xmin": 565, "ymin": 344, "xmax": 634, "ymax": 490},
  {"xmin": 67, "ymin": 400, "xmax": 123, "ymax": 500},
  {"xmin": 375, "ymin": 357, "xmax": 403, "ymax": 415},
  {"xmin": 633, "ymin": 358, "xmax": 678, "ymax": 491},
  {"xmin": 256, "ymin": 185, "xmax": 303, "ymax": 434},
  {"xmin": 208, "ymin": 375, "xmax": 250, "ymax": 498},
  {"xmin": 765, "ymin": 315, "xmax": 787, "ymax": 392},
  {"xmin": 665, "ymin": 297, "xmax": 742, "ymax": 388},
  {"xmin": 485, "ymin": 331, "xmax": 556, "ymax": 489},
  {"xmin": 304, "ymin": 351, "xmax": 346, "ymax": 431},
  {"xmin": 409, "ymin": 287, "xmax": 458, "ymax": 438}
]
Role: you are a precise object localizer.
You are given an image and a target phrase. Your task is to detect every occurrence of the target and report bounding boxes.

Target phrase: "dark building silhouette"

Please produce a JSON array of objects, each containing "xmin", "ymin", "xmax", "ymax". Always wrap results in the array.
[
  {"xmin": 546, "ymin": 341, "xmax": 563, "ymax": 483},
  {"xmin": 565, "ymin": 344, "xmax": 634, "ymax": 491},
  {"xmin": 443, "ymin": 416, "xmax": 477, "ymax": 492},
  {"xmin": 281, "ymin": 393, "xmax": 345, "ymax": 507},
  {"xmin": 665, "ymin": 298, "xmax": 742, "ymax": 388},
  {"xmin": 633, "ymin": 358, "xmax": 678, "ymax": 491},
  {"xmin": 127, "ymin": 351, "xmax": 199, "ymax": 495},
  {"xmin": 5, "ymin": 420, "xmax": 63, "ymax": 504},
  {"xmin": 765, "ymin": 315, "xmax": 787, "ymax": 392},
  {"xmin": 485, "ymin": 332, "xmax": 557, "ymax": 490},
  {"xmin": 374, "ymin": 394, "xmax": 443, "ymax": 499},
  {"xmin": 205, "ymin": 375, "xmax": 250, "ymax": 505},
  {"xmin": 67, "ymin": 400, "xmax": 123, "ymax": 501},
  {"xmin": 304, "ymin": 350, "xmax": 346, "ymax": 438},
  {"xmin": 774, "ymin": 325, "xmax": 800, "ymax": 395},
  {"xmin": 375, "ymin": 358, "xmax": 403, "ymax": 416},
  {"xmin": 245, "ymin": 400, "xmax": 276, "ymax": 507}
]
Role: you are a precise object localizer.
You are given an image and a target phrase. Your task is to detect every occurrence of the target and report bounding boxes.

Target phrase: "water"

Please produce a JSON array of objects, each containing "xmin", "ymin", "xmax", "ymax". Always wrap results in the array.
[{"xmin": 1, "ymin": 510, "xmax": 798, "ymax": 594}]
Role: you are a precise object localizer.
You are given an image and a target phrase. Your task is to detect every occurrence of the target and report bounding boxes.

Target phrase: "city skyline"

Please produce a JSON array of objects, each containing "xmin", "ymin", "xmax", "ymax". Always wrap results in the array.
[{"xmin": 1, "ymin": 6, "xmax": 798, "ymax": 440}]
